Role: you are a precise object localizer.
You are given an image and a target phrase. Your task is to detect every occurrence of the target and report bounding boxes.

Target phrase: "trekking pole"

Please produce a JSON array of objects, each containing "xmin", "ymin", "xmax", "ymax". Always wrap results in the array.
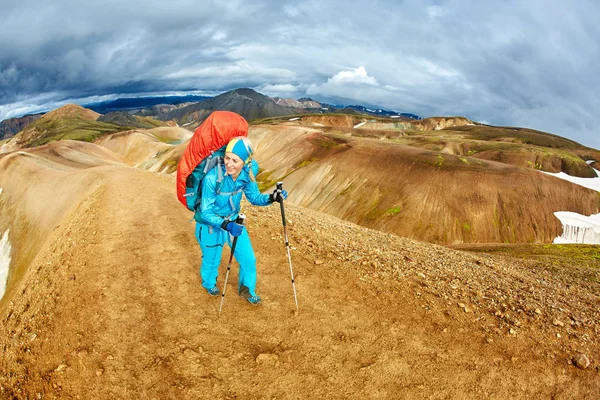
[
  {"xmin": 276, "ymin": 182, "xmax": 299, "ymax": 310},
  {"xmin": 219, "ymin": 214, "xmax": 246, "ymax": 313}
]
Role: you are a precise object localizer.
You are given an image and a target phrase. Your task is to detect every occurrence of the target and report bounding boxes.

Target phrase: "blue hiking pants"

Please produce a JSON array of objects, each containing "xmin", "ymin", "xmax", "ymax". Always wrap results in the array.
[{"xmin": 195, "ymin": 223, "xmax": 258, "ymax": 297}]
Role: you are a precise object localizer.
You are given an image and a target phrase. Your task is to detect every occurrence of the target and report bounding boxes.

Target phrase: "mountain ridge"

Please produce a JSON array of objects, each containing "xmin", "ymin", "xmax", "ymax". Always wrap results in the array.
[
  {"xmin": 163, "ymin": 88, "xmax": 304, "ymax": 130},
  {"xmin": 0, "ymin": 104, "xmax": 122, "ymax": 153},
  {"xmin": 2, "ymin": 102, "xmax": 599, "ymax": 245},
  {"xmin": 248, "ymin": 123, "xmax": 600, "ymax": 244},
  {"xmin": 0, "ymin": 88, "xmax": 423, "ymax": 137}
]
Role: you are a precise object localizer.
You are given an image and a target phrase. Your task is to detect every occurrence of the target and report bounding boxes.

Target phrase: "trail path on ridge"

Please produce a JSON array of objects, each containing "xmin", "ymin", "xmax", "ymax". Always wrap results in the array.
[{"xmin": 1, "ymin": 164, "xmax": 599, "ymax": 399}]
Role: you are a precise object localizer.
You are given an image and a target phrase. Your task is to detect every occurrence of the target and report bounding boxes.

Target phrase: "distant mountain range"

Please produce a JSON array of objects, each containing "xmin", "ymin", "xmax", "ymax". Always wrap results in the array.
[
  {"xmin": 0, "ymin": 88, "xmax": 421, "ymax": 140},
  {"xmin": 341, "ymin": 105, "xmax": 421, "ymax": 120},
  {"xmin": 162, "ymin": 88, "xmax": 302, "ymax": 130},
  {"xmin": 86, "ymin": 95, "xmax": 212, "ymax": 114}
]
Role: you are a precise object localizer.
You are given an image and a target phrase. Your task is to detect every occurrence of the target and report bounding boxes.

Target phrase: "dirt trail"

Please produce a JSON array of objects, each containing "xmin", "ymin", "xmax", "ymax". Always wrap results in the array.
[{"xmin": 1, "ymin": 164, "xmax": 599, "ymax": 399}]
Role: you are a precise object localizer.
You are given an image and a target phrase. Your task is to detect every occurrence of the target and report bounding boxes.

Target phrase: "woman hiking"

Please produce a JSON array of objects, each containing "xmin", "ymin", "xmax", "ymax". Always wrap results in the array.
[{"xmin": 195, "ymin": 126, "xmax": 287, "ymax": 305}]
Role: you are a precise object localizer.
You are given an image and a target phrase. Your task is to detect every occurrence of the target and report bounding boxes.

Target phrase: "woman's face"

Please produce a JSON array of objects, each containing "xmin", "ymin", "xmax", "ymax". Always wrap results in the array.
[{"xmin": 224, "ymin": 152, "xmax": 244, "ymax": 179}]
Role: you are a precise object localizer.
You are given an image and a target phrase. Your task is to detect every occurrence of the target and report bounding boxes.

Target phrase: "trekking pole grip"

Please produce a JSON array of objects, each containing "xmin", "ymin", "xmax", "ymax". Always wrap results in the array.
[
  {"xmin": 229, "ymin": 214, "xmax": 245, "ymax": 256},
  {"xmin": 276, "ymin": 182, "xmax": 286, "ymax": 226},
  {"xmin": 236, "ymin": 213, "xmax": 246, "ymax": 225}
]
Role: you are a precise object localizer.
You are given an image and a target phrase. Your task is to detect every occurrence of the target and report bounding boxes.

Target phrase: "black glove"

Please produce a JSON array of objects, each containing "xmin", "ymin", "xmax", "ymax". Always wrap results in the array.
[{"xmin": 269, "ymin": 188, "xmax": 288, "ymax": 203}]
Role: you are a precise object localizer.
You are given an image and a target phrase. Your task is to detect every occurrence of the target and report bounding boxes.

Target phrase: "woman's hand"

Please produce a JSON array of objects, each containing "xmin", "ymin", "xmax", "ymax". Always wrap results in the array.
[
  {"xmin": 221, "ymin": 220, "xmax": 243, "ymax": 237},
  {"xmin": 270, "ymin": 188, "xmax": 288, "ymax": 203}
]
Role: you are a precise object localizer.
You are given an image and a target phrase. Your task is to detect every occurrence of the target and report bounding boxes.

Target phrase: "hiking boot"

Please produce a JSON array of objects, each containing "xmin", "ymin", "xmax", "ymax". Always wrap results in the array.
[
  {"xmin": 246, "ymin": 295, "xmax": 262, "ymax": 305},
  {"xmin": 239, "ymin": 285, "xmax": 261, "ymax": 305},
  {"xmin": 206, "ymin": 286, "xmax": 220, "ymax": 297},
  {"xmin": 238, "ymin": 285, "xmax": 251, "ymax": 299}
]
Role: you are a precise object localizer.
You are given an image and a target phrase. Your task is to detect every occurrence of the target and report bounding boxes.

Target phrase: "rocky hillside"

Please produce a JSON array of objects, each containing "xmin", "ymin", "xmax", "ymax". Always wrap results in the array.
[
  {"xmin": 0, "ymin": 113, "xmax": 44, "ymax": 141},
  {"xmin": 97, "ymin": 112, "xmax": 169, "ymax": 130},
  {"xmin": 135, "ymin": 103, "xmax": 185, "ymax": 120},
  {"xmin": 0, "ymin": 104, "xmax": 122, "ymax": 153},
  {"xmin": 262, "ymin": 114, "xmax": 473, "ymax": 131},
  {"xmin": 396, "ymin": 124, "xmax": 600, "ymax": 178},
  {"xmin": 262, "ymin": 114, "xmax": 600, "ymax": 178},
  {"xmin": 273, "ymin": 97, "xmax": 322, "ymax": 108},
  {"xmin": 94, "ymin": 126, "xmax": 191, "ymax": 173},
  {"xmin": 249, "ymin": 123, "xmax": 600, "ymax": 245},
  {"xmin": 411, "ymin": 116, "xmax": 475, "ymax": 130},
  {"xmin": 0, "ymin": 139, "xmax": 598, "ymax": 398}
]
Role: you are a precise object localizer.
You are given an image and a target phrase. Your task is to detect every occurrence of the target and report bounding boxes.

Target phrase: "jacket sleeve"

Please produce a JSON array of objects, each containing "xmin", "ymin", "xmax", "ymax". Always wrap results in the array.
[
  {"xmin": 242, "ymin": 161, "xmax": 271, "ymax": 206},
  {"xmin": 243, "ymin": 180, "xmax": 272, "ymax": 206},
  {"xmin": 198, "ymin": 173, "xmax": 226, "ymax": 228}
]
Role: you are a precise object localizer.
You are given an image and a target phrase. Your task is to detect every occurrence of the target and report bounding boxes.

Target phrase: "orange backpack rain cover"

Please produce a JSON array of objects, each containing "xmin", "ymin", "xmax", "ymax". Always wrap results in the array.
[{"xmin": 176, "ymin": 111, "xmax": 248, "ymax": 208}]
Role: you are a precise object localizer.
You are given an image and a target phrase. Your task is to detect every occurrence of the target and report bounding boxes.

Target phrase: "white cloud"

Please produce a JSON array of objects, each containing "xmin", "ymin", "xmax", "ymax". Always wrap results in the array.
[
  {"xmin": 306, "ymin": 67, "xmax": 384, "ymax": 102},
  {"xmin": 165, "ymin": 62, "xmax": 295, "ymax": 82},
  {"xmin": 211, "ymin": 31, "xmax": 227, "ymax": 41},
  {"xmin": 427, "ymin": 6, "xmax": 446, "ymax": 19},
  {"xmin": 257, "ymin": 83, "xmax": 300, "ymax": 93},
  {"xmin": 283, "ymin": 4, "xmax": 301, "ymax": 17},
  {"xmin": 1, "ymin": 0, "xmax": 600, "ymax": 150},
  {"xmin": 328, "ymin": 66, "xmax": 377, "ymax": 86}
]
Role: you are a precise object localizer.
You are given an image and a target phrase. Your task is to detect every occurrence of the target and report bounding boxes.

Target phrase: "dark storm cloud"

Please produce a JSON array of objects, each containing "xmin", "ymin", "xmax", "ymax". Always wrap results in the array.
[{"xmin": 1, "ymin": 0, "xmax": 599, "ymax": 149}]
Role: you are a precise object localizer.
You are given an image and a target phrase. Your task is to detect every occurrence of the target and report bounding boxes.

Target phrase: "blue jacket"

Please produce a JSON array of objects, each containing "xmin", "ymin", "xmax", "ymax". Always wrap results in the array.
[{"xmin": 197, "ymin": 160, "xmax": 271, "ymax": 228}]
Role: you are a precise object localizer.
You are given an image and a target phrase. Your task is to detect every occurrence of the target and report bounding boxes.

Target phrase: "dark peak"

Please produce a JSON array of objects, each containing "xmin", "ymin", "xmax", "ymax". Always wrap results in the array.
[
  {"xmin": 297, "ymin": 97, "xmax": 315, "ymax": 102},
  {"xmin": 232, "ymin": 87, "xmax": 257, "ymax": 95},
  {"xmin": 229, "ymin": 88, "xmax": 270, "ymax": 101}
]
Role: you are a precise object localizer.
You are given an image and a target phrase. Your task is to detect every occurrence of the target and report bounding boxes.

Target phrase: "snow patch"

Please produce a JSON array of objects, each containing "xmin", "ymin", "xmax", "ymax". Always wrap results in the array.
[
  {"xmin": 353, "ymin": 121, "xmax": 367, "ymax": 129},
  {"xmin": 390, "ymin": 115, "xmax": 400, "ymax": 119},
  {"xmin": 0, "ymin": 187, "xmax": 3, "ymax": 195},
  {"xmin": 543, "ymin": 169, "xmax": 600, "ymax": 244},
  {"xmin": 553, "ymin": 212, "xmax": 600, "ymax": 244},
  {"xmin": 541, "ymin": 169, "xmax": 600, "ymax": 192},
  {"xmin": 0, "ymin": 229, "xmax": 12, "ymax": 301},
  {"xmin": 288, "ymin": 117, "xmax": 300, "ymax": 121}
]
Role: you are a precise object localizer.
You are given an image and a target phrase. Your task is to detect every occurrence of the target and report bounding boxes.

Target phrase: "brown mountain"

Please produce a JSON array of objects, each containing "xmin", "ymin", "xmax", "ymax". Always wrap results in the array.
[
  {"xmin": 0, "ymin": 113, "xmax": 44, "ymax": 140},
  {"xmin": 97, "ymin": 111, "xmax": 170, "ymax": 130},
  {"xmin": 135, "ymin": 103, "xmax": 190, "ymax": 119},
  {"xmin": 273, "ymin": 97, "xmax": 322, "ymax": 108},
  {"xmin": 0, "ymin": 104, "xmax": 122, "ymax": 153},
  {"xmin": 265, "ymin": 114, "xmax": 600, "ymax": 178},
  {"xmin": 249, "ymin": 122, "xmax": 600, "ymax": 245}
]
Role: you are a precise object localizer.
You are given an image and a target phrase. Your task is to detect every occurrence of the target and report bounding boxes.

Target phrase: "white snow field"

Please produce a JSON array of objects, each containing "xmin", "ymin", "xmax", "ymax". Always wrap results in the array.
[
  {"xmin": 0, "ymin": 229, "xmax": 12, "ymax": 301},
  {"xmin": 542, "ymin": 167, "xmax": 600, "ymax": 244}
]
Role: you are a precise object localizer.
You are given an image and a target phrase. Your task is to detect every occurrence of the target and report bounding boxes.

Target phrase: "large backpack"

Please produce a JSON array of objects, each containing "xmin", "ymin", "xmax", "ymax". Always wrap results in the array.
[{"xmin": 176, "ymin": 111, "xmax": 249, "ymax": 212}]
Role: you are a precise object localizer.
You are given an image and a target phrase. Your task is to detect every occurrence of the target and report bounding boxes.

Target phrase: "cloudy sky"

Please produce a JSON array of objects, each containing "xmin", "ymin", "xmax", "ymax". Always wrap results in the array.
[{"xmin": 1, "ymin": 0, "xmax": 599, "ymax": 148}]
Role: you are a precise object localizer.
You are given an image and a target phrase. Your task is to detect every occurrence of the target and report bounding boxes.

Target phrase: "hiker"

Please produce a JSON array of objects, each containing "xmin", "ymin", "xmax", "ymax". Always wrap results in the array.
[{"xmin": 195, "ymin": 135, "xmax": 287, "ymax": 305}]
